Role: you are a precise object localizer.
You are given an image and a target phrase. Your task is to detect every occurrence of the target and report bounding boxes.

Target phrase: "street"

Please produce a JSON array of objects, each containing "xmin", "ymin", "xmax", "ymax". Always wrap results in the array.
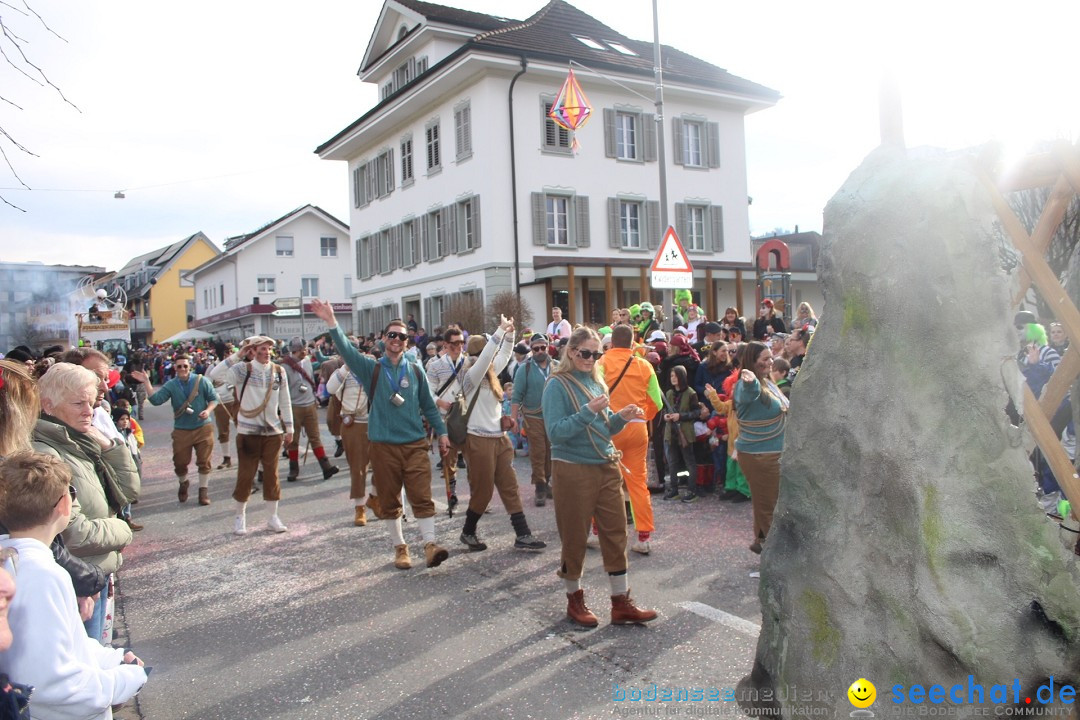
[{"xmin": 115, "ymin": 398, "xmax": 762, "ymax": 720}]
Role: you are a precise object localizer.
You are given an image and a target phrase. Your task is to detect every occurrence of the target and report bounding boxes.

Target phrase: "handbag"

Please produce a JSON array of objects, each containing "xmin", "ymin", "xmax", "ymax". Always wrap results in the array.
[{"xmin": 445, "ymin": 384, "xmax": 483, "ymax": 446}]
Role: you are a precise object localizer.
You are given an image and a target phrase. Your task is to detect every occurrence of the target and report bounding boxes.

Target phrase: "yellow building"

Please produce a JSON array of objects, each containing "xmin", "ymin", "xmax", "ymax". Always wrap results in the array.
[{"xmin": 106, "ymin": 232, "xmax": 221, "ymax": 345}]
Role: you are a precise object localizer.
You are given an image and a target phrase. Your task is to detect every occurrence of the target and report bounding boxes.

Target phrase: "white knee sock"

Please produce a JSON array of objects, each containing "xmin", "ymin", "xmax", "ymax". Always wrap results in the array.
[
  {"xmin": 267, "ymin": 500, "xmax": 279, "ymax": 517},
  {"xmin": 235, "ymin": 501, "xmax": 247, "ymax": 517},
  {"xmin": 417, "ymin": 516, "xmax": 436, "ymax": 544},
  {"xmin": 354, "ymin": 496, "xmax": 366, "ymax": 507},
  {"xmin": 390, "ymin": 517, "xmax": 405, "ymax": 546},
  {"xmin": 608, "ymin": 573, "xmax": 628, "ymax": 596},
  {"xmin": 564, "ymin": 578, "xmax": 582, "ymax": 594},
  {"xmin": 198, "ymin": 473, "xmax": 210, "ymax": 489}
]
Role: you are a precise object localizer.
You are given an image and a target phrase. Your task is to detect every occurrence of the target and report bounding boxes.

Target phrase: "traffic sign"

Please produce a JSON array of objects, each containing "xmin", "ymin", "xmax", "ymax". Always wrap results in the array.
[
  {"xmin": 271, "ymin": 309, "xmax": 301, "ymax": 317},
  {"xmin": 273, "ymin": 297, "xmax": 301, "ymax": 309},
  {"xmin": 650, "ymin": 226, "xmax": 693, "ymax": 289}
]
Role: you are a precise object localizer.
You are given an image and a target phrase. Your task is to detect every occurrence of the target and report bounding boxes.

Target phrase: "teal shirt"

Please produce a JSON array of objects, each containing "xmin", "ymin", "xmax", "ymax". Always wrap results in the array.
[
  {"xmin": 328, "ymin": 325, "xmax": 446, "ymax": 443},
  {"xmin": 148, "ymin": 375, "xmax": 218, "ymax": 430},
  {"xmin": 511, "ymin": 357, "xmax": 555, "ymax": 417},
  {"xmin": 733, "ymin": 376, "xmax": 788, "ymax": 454},
  {"xmin": 541, "ymin": 370, "xmax": 629, "ymax": 465}
]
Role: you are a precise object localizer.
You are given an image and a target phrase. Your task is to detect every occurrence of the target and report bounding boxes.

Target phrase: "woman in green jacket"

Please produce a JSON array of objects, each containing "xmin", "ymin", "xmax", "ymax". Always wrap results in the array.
[{"xmin": 542, "ymin": 327, "xmax": 657, "ymax": 628}]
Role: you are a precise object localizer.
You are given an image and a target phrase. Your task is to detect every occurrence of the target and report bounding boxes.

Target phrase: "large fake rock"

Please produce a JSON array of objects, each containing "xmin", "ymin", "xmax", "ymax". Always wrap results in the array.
[{"xmin": 743, "ymin": 147, "xmax": 1080, "ymax": 716}]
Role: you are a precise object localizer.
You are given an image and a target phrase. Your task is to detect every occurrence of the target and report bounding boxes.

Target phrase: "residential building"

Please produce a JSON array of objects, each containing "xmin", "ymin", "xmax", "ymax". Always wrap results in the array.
[
  {"xmin": 317, "ymin": 0, "xmax": 779, "ymax": 334},
  {"xmin": 0, "ymin": 261, "xmax": 105, "ymax": 353},
  {"xmin": 187, "ymin": 205, "xmax": 354, "ymax": 341},
  {"xmin": 103, "ymin": 233, "xmax": 220, "ymax": 345}
]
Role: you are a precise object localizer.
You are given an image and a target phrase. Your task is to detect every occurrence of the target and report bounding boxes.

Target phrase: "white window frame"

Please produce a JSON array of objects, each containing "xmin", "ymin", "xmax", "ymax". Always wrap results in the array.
[
  {"xmin": 301, "ymin": 277, "xmax": 319, "ymax": 298},
  {"xmin": 686, "ymin": 206, "xmax": 706, "ymax": 251},
  {"xmin": 425, "ymin": 119, "xmax": 441, "ymax": 174},
  {"xmin": 374, "ymin": 148, "xmax": 394, "ymax": 199},
  {"xmin": 275, "ymin": 236, "xmax": 294, "ymax": 257},
  {"xmin": 454, "ymin": 100, "xmax": 472, "ymax": 162},
  {"xmin": 320, "ymin": 237, "xmax": 338, "ymax": 258},
  {"xmin": 458, "ymin": 197, "xmax": 476, "ymax": 252},
  {"xmin": 257, "ymin": 276, "xmax": 276, "ymax": 294},
  {"xmin": 615, "ymin": 111, "xmax": 637, "ymax": 160},
  {"xmin": 683, "ymin": 121, "xmax": 704, "ymax": 167},
  {"xmin": 541, "ymin": 97, "xmax": 571, "ymax": 154},
  {"xmin": 619, "ymin": 201, "xmax": 642, "ymax": 250}
]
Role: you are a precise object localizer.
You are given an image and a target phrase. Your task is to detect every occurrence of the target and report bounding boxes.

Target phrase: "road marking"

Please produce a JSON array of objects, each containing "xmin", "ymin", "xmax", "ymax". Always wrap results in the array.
[{"xmin": 677, "ymin": 601, "xmax": 761, "ymax": 636}]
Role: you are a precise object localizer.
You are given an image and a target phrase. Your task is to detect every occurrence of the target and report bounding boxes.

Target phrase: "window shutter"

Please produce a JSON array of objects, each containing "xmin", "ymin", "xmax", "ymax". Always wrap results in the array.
[
  {"xmin": 365, "ymin": 164, "xmax": 376, "ymax": 203},
  {"xmin": 607, "ymin": 198, "xmax": 620, "ymax": 249},
  {"xmin": 706, "ymin": 122, "xmax": 720, "ymax": 168},
  {"xmin": 646, "ymin": 200, "xmax": 661, "ymax": 250},
  {"xmin": 472, "ymin": 195, "xmax": 482, "ymax": 249},
  {"xmin": 574, "ymin": 195, "xmax": 590, "ymax": 247},
  {"xmin": 353, "ymin": 168, "xmax": 361, "ymax": 207},
  {"xmin": 412, "ymin": 219, "xmax": 422, "ymax": 265},
  {"xmin": 531, "ymin": 192, "xmax": 546, "ymax": 246},
  {"xmin": 643, "ymin": 113, "xmax": 657, "ymax": 162},
  {"xmin": 422, "ymin": 216, "xmax": 432, "ymax": 261},
  {"xmin": 603, "ymin": 109, "xmax": 616, "ymax": 158},
  {"xmin": 424, "ymin": 297, "xmax": 431, "ymax": 328},
  {"xmin": 454, "ymin": 107, "xmax": 464, "ymax": 155},
  {"xmin": 711, "ymin": 205, "xmax": 725, "ymax": 252},
  {"xmin": 355, "ymin": 238, "xmax": 363, "ymax": 277},
  {"xmin": 387, "ymin": 148, "xmax": 395, "ymax": 190},
  {"xmin": 672, "ymin": 118, "xmax": 684, "ymax": 166},
  {"xmin": 390, "ymin": 225, "xmax": 400, "ymax": 270},
  {"xmin": 444, "ymin": 206, "xmax": 457, "ymax": 255},
  {"xmin": 674, "ymin": 202, "xmax": 687, "ymax": 247},
  {"xmin": 463, "ymin": 105, "xmax": 472, "ymax": 156}
]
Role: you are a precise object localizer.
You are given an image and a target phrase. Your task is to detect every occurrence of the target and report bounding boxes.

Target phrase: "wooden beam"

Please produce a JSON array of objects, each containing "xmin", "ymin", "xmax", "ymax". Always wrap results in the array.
[
  {"xmin": 705, "ymin": 268, "xmax": 716, "ymax": 322},
  {"xmin": 1039, "ymin": 345, "xmax": 1080, "ymax": 420},
  {"xmin": 735, "ymin": 269, "xmax": 744, "ymax": 316},
  {"xmin": 1024, "ymin": 384, "xmax": 1080, "ymax": 518},
  {"xmin": 639, "ymin": 265, "xmax": 648, "ymax": 301},
  {"xmin": 604, "ymin": 266, "xmax": 614, "ymax": 318},
  {"xmin": 1011, "ymin": 175, "xmax": 1075, "ymax": 305},
  {"xmin": 567, "ymin": 265, "xmax": 576, "ymax": 326},
  {"xmin": 581, "ymin": 275, "xmax": 590, "ymax": 325}
]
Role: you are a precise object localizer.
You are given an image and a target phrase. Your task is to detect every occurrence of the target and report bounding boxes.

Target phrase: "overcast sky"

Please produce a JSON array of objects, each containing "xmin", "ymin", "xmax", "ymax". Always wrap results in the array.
[{"xmin": 2, "ymin": 0, "xmax": 1077, "ymax": 268}]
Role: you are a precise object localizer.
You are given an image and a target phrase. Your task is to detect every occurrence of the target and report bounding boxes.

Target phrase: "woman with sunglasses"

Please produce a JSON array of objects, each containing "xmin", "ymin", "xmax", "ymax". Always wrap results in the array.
[{"xmin": 542, "ymin": 327, "xmax": 657, "ymax": 627}]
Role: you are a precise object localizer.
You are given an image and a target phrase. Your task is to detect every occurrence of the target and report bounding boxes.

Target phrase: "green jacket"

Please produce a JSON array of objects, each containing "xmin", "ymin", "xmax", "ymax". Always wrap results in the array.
[
  {"xmin": 32, "ymin": 417, "xmax": 140, "ymax": 574},
  {"xmin": 663, "ymin": 387, "xmax": 699, "ymax": 445}
]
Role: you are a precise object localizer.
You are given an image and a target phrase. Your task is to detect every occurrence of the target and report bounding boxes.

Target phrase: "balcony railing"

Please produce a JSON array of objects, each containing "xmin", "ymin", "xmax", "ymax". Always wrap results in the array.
[{"xmin": 130, "ymin": 318, "xmax": 154, "ymax": 332}]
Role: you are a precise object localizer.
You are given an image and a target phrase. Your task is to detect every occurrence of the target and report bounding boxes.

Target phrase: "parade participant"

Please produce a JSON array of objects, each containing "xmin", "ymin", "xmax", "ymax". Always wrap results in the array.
[
  {"xmin": 457, "ymin": 319, "xmax": 546, "ymax": 553},
  {"xmin": 720, "ymin": 307, "xmax": 746, "ymax": 339},
  {"xmin": 326, "ymin": 360, "xmax": 377, "ymax": 526},
  {"xmin": 511, "ymin": 333, "xmax": 558, "ymax": 506},
  {"xmin": 0, "ymin": 451, "xmax": 148, "ymax": 717},
  {"xmin": 281, "ymin": 338, "xmax": 338, "ymax": 482},
  {"xmin": 599, "ymin": 324, "xmax": 662, "ymax": 555},
  {"xmin": 208, "ymin": 336, "xmax": 293, "ymax": 536},
  {"xmin": 662, "ymin": 365, "xmax": 700, "ymax": 502},
  {"xmin": 209, "ymin": 341, "xmax": 237, "ymax": 469},
  {"xmin": 752, "ymin": 299, "xmax": 787, "ymax": 340},
  {"xmin": 546, "ymin": 306, "xmax": 572, "ymax": 341},
  {"xmin": 426, "ymin": 327, "xmax": 468, "ymax": 509},
  {"xmin": 734, "ymin": 342, "xmax": 790, "ymax": 554},
  {"xmin": 310, "ymin": 300, "xmax": 451, "ymax": 570},
  {"xmin": 635, "ymin": 302, "xmax": 660, "ymax": 340},
  {"xmin": 542, "ymin": 327, "xmax": 657, "ymax": 627},
  {"xmin": 142, "ymin": 354, "xmax": 219, "ymax": 506}
]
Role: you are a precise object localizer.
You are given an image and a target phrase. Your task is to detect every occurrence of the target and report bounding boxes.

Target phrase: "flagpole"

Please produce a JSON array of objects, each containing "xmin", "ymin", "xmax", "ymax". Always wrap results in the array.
[{"xmin": 652, "ymin": 0, "xmax": 673, "ymax": 332}]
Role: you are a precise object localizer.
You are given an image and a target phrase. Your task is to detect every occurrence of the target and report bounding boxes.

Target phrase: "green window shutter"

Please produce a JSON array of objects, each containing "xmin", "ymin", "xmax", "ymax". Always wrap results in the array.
[
  {"xmin": 575, "ymin": 195, "xmax": 590, "ymax": 248},
  {"xmin": 532, "ymin": 192, "xmax": 546, "ymax": 246},
  {"xmin": 608, "ymin": 197, "xmax": 620, "ymax": 249},
  {"xmin": 603, "ymin": 109, "xmax": 616, "ymax": 158},
  {"xmin": 646, "ymin": 200, "xmax": 661, "ymax": 250},
  {"xmin": 711, "ymin": 205, "xmax": 725, "ymax": 252},
  {"xmin": 643, "ymin": 113, "xmax": 657, "ymax": 162},
  {"xmin": 674, "ymin": 202, "xmax": 687, "ymax": 247},
  {"xmin": 706, "ymin": 122, "xmax": 721, "ymax": 168},
  {"xmin": 672, "ymin": 118, "xmax": 684, "ymax": 166}
]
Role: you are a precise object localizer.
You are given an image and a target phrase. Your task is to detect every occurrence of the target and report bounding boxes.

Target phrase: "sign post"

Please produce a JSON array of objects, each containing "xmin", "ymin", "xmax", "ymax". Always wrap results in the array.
[
  {"xmin": 272, "ymin": 297, "xmax": 301, "ymax": 310},
  {"xmin": 650, "ymin": 226, "xmax": 694, "ymax": 290}
]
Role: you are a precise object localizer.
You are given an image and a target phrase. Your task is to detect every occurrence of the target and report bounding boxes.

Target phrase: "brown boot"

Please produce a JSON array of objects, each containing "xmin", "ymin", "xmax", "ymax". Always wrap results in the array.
[
  {"xmin": 354, "ymin": 505, "xmax": 367, "ymax": 527},
  {"xmin": 318, "ymin": 456, "xmax": 339, "ymax": 480},
  {"xmin": 566, "ymin": 589, "xmax": 599, "ymax": 627},
  {"xmin": 366, "ymin": 494, "xmax": 381, "ymax": 518},
  {"xmin": 198, "ymin": 487, "xmax": 211, "ymax": 506},
  {"xmin": 424, "ymin": 542, "xmax": 449, "ymax": 568},
  {"xmin": 611, "ymin": 592, "xmax": 658, "ymax": 625},
  {"xmin": 393, "ymin": 544, "xmax": 412, "ymax": 570},
  {"xmin": 178, "ymin": 478, "xmax": 190, "ymax": 503},
  {"xmin": 216, "ymin": 456, "xmax": 231, "ymax": 470}
]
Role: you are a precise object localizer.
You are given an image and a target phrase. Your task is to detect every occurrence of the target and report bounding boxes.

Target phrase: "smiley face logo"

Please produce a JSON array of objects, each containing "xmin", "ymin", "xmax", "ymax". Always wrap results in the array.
[{"xmin": 848, "ymin": 679, "xmax": 876, "ymax": 708}]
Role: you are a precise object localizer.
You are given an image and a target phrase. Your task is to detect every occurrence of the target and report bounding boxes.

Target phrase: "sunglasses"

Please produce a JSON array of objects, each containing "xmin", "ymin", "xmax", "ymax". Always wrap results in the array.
[
  {"xmin": 53, "ymin": 484, "xmax": 77, "ymax": 508},
  {"xmin": 175, "ymin": 364, "xmax": 190, "ymax": 369},
  {"xmin": 385, "ymin": 331, "xmax": 407, "ymax": 341},
  {"xmin": 447, "ymin": 340, "xmax": 464, "ymax": 346},
  {"xmin": 576, "ymin": 349, "xmax": 603, "ymax": 360},
  {"xmin": 532, "ymin": 346, "xmax": 548, "ymax": 352}
]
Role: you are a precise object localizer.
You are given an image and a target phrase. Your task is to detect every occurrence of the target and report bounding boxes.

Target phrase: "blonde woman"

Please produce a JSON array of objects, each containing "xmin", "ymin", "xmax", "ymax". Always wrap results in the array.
[
  {"xmin": 541, "ymin": 327, "xmax": 657, "ymax": 627},
  {"xmin": 795, "ymin": 302, "xmax": 818, "ymax": 329}
]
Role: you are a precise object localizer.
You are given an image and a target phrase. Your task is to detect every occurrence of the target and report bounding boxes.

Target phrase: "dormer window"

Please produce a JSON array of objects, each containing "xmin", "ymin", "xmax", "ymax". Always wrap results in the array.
[
  {"xmin": 573, "ymin": 35, "xmax": 605, "ymax": 51},
  {"xmin": 398, "ymin": 25, "xmax": 409, "ymax": 41},
  {"xmin": 606, "ymin": 41, "xmax": 637, "ymax": 56}
]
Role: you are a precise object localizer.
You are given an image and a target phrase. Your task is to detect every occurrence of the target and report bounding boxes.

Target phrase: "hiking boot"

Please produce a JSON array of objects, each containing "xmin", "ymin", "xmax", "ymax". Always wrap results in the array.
[
  {"xmin": 178, "ymin": 478, "xmax": 190, "ymax": 503},
  {"xmin": 233, "ymin": 515, "xmax": 247, "ymax": 536},
  {"xmin": 681, "ymin": 492, "xmax": 698, "ymax": 504},
  {"xmin": 394, "ymin": 544, "xmax": 412, "ymax": 569},
  {"xmin": 267, "ymin": 515, "xmax": 288, "ymax": 533},
  {"xmin": 459, "ymin": 532, "xmax": 488, "ymax": 552},
  {"xmin": 366, "ymin": 494, "xmax": 381, "ymax": 518},
  {"xmin": 424, "ymin": 542, "xmax": 449, "ymax": 568},
  {"xmin": 630, "ymin": 540, "xmax": 651, "ymax": 555},
  {"xmin": 353, "ymin": 506, "xmax": 367, "ymax": 527},
  {"xmin": 730, "ymin": 493, "xmax": 751, "ymax": 504},
  {"xmin": 216, "ymin": 457, "xmax": 231, "ymax": 470},
  {"xmin": 198, "ymin": 487, "xmax": 211, "ymax": 506},
  {"xmin": 545, "ymin": 481, "xmax": 554, "ymax": 499},
  {"xmin": 662, "ymin": 485, "xmax": 679, "ymax": 501},
  {"xmin": 286, "ymin": 460, "xmax": 300, "ymax": 482},
  {"xmin": 514, "ymin": 534, "xmax": 546, "ymax": 551},
  {"xmin": 566, "ymin": 589, "xmax": 599, "ymax": 628},
  {"xmin": 457, "ymin": 454, "xmax": 466, "ymax": 469},
  {"xmin": 124, "ymin": 518, "xmax": 144, "ymax": 532},
  {"xmin": 610, "ymin": 592, "xmax": 658, "ymax": 625},
  {"xmin": 318, "ymin": 457, "xmax": 339, "ymax": 480},
  {"xmin": 334, "ymin": 439, "xmax": 344, "ymax": 458},
  {"xmin": 749, "ymin": 540, "xmax": 763, "ymax": 554}
]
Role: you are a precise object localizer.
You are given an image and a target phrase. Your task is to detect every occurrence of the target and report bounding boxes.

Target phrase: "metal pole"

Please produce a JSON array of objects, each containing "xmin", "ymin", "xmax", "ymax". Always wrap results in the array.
[
  {"xmin": 300, "ymin": 281, "xmax": 306, "ymax": 340},
  {"xmin": 652, "ymin": 0, "xmax": 673, "ymax": 332}
]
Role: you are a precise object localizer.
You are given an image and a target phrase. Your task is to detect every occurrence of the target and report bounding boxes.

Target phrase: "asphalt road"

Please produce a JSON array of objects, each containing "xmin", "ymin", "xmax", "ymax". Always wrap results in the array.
[{"xmin": 114, "ymin": 398, "xmax": 763, "ymax": 720}]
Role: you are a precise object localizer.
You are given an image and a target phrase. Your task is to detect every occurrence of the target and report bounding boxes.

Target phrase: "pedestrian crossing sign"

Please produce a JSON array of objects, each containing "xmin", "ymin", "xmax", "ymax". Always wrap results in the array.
[{"xmin": 650, "ymin": 226, "xmax": 693, "ymax": 289}]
